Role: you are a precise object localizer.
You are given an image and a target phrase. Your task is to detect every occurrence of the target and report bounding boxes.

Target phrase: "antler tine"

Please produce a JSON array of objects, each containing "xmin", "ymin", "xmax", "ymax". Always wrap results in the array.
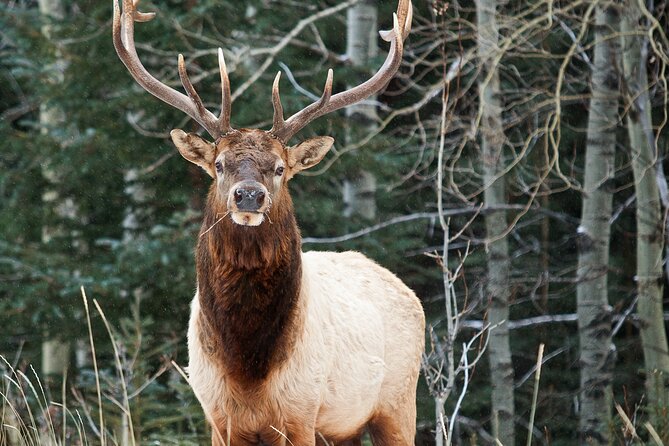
[
  {"xmin": 379, "ymin": 0, "xmax": 412, "ymax": 42},
  {"xmin": 269, "ymin": 0, "xmax": 412, "ymax": 142},
  {"xmin": 271, "ymin": 69, "xmax": 334, "ymax": 139},
  {"xmin": 320, "ymin": 69, "xmax": 334, "ymax": 106},
  {"xmin": 397, "ymin": 0, "xmax": 412, "ymax": 40},
  {"xmin": 130, "ymin": 0, "xmax": 155, "ymax": 22},
  {"xmin": 112, "ymin": 0, "xmax": 224, "ymax": 138},
  {"xmin": 217, "ymin": 48, "xmax": 232, "ymax": 135},
  {"xmin": 178, "ymin": 54, "xmax": 208, "ymax": 118},
  {"xmin": 271, "ymin": 72, "xmax": 285, "ymax": 133},
  {"xmin": 405, "ymin": 1, "xmax": 413, "ymax": 39}
]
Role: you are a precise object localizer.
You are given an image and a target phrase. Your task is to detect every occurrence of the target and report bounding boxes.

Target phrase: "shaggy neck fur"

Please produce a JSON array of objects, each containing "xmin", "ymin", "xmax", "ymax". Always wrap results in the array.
[{"xmin": 195, "ymin": 187, "xmax": 302, "ymax": 385}]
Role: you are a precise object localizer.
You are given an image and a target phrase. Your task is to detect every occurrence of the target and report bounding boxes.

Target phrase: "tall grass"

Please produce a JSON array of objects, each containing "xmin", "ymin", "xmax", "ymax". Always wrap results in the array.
[
  {"xmin": 1, "ymin": 356, "xmax": 88, "ymax": 446},
  {"xmin": 3, "ymin": 289, "xmax": 666, "ymax": 445},
  {"xmin": 1, "ymin": 287, "xmax": 203, "ymax": 446}
]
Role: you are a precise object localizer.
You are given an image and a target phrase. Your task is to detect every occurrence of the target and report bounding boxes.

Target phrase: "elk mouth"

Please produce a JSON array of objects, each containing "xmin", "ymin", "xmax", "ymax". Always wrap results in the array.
[
  {"xmin": 227, "ymin": 181, "xmax": 270, "ymax": 226},
  {"xmin": 230, "ymin": 211, "xmax": 266, "ymax": 227}
]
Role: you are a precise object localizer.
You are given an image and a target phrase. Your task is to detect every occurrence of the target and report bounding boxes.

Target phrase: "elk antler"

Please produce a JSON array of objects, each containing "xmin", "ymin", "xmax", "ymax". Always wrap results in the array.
[
  {"xmin": 112, "ymin": 0, "xmax": 232, "ymax": 138},
  {"xmin": 270, "ymin": 0, "xmax": 413, "ymax": 142}
]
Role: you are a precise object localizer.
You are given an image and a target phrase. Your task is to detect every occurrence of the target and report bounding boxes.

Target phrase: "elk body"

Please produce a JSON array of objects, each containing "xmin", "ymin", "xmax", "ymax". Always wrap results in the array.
[{"xmin": 113, "ymin": 1, "xmax": 424, "ymax": 445}]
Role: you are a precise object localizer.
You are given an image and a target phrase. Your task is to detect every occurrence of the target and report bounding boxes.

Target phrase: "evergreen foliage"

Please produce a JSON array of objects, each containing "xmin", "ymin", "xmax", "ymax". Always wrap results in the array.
[{"xmin": 1, "ymin": 0, "xmax": 668, "ymax": 444}]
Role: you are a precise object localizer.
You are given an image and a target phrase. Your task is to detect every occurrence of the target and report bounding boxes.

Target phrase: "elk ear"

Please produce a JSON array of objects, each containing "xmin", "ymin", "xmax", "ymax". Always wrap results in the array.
[
  {"xmin": 171, "ymin": 129, "xmax": 216, "ymax": 178},
  {"xmin": 286, "ymin": 136, "xmax": 334, "ymax": 177}
]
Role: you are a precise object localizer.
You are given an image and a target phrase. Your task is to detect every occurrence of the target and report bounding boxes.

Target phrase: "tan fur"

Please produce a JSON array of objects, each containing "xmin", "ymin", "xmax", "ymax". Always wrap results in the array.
[{"xmin": 188, "ymin": 251, "xmax": 425, "ymax": 445}]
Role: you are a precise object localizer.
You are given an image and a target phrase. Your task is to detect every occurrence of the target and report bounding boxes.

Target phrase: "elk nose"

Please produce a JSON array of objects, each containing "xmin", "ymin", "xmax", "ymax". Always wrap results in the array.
[{"xmin": 233, "ymin": 185, "xmax": 266, "ymax": 211}]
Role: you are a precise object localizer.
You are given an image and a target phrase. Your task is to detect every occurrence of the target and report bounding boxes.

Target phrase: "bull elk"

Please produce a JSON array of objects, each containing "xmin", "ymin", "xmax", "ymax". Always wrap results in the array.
[{"xmin": 113, "ymin": 0, "xmax": 424, "ymax": 444}]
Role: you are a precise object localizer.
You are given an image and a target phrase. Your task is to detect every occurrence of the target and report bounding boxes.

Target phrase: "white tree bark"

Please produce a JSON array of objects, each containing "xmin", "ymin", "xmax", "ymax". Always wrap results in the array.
[
  {"xmin": 118, "ymin": 168, "xmax": 155, "ymax": 445},
  {"xmin": 620, "ymin": 0, "xmax": 669, "ymax": 430},
  {"xmin": 38, "ymin": 0, "xmax": 71, "ymax": 381},
  {"xmin": 475, "ymin": 0, "xmax": 515, "ymax": 444},
  {"xmin": 343, "ymin": 0, "xmax": 378, "ymax": 220},
  {"xmin": 576, "ymin": 3, "xmax": 619, "ymax": 443}
]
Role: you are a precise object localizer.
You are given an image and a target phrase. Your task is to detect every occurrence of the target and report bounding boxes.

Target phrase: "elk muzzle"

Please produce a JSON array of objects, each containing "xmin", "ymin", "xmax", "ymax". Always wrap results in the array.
[{"xmin": 228, "ymin": 181, "xmax": 270, "ymax": 226}]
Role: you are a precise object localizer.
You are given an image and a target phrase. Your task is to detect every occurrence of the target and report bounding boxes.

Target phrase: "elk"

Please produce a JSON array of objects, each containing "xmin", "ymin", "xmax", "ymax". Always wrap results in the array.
[{"xmin": 113, "ymin": 0, "xmax": 424, "ymax": 444}]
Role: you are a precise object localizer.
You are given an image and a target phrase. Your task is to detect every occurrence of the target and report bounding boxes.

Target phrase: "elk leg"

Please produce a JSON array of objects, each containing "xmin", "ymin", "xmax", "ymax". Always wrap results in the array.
[
  {"xmin": 316, "ymin": 437, "xmax": 362, "ymax": 446},
  {"xmin": 368, "ymin": 412, "xmax": 415, "ymax": 446},
  {"xmin": 283, "ymin": 423, "xmax": 316, "ymax": 446},
  {"xmin": 332, "ymin": 439, "xmax": 363, "ymax": 446}
]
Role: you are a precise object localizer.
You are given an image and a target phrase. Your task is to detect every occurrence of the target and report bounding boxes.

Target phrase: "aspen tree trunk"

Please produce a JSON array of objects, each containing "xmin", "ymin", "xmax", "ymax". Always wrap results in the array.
[
  {"xmin": 620, "ymin": 0, "xmax": 669, "ymax": 432},
  {"xmin": 38, "ymin": 0, "xmax": 70, "ymax": 435},
  {"xmin": 475, "ymin": 0, "xmax": 515, "ymax": 443},
  {"xmin": 345, "ymin": 0, "xmax": 378, "ymax": 124},
  {"xmin": 38, "ymin": 0, "xmax": 71, "ymax": 382},
  {"xmin": 343, "ymin": 0, "xmax": 377, "ymax": 220},
  {"xmin": 576, "ymin": 3, "xmax": 619, "ymax": 443},
  {"xmin": 119, "ymin": 169, "xmax": 153, "ymax": 446}
]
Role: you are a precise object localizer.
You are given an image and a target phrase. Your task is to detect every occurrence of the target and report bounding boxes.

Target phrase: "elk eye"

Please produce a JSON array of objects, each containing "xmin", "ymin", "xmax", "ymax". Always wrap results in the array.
[
  {"xmin": 275, "ymin": 166, "xmax": 284, "ymax": 176},
  {"xmin": 215, "ymin": 161, "xmax": 223, "ymax": 173}
]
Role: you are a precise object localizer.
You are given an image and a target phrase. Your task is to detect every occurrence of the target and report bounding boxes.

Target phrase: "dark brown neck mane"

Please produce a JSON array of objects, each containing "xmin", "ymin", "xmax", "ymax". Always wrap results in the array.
[{"xmin": 195, "ymin": 188, "xmax": 302, "ymax": 384}]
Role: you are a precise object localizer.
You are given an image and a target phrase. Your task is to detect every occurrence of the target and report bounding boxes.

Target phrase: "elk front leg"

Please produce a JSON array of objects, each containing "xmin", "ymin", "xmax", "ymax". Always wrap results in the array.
[{"xmin": 283, "ymin": 422, "xmax": 316, "ymax": 446}]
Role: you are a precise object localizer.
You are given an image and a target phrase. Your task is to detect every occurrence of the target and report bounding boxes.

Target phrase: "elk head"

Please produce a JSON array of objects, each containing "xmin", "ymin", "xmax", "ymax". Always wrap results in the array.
[
  {"xmin": 112, "ymin": 0, "xmax": 412, "ymax": 227},
  {"xmin": 170, "ymin": 128, "xmax": 333, "ymax": 226}
]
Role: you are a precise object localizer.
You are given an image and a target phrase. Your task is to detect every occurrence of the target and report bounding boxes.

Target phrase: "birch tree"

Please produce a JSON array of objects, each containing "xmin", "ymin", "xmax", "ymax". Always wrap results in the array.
[
  {"xmin": 475, "ymin": 0, "xmax": 515, "ymax": 443},
  {"xmin": 620, "ymin": 0, "xmax": 669, "ymax": 433},
  {"xmin": 38, "ymin": 0, "xmax": 70, "ymax": 381},
  {"xmin": 343, "ymin": 0, "xmax": 377, "ymax": 220},
  {"xmin": 575, "ymin": 2, "xmax": 620, "ymax": 443}
]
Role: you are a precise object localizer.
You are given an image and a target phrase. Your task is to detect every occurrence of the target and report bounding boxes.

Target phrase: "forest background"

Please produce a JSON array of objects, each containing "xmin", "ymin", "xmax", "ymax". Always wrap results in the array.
[{"xmin": 1, "ymin": 0, "xmax": 669, "ymax": 445}]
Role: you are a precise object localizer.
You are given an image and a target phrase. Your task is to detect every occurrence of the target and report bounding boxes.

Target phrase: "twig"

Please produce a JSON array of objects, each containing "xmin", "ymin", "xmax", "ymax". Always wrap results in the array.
[
  {"xmin": 137, "ymin": 152, "xmax": 176, "ymax": 176},
  {"xmin": 644, "ymin": 422, "xmax": 664, "ymax": 446},
  {"xmin": 200, "ymin": 212, "xmax": 229, "ymax": 237},
  {"xmin": 81, "ymin": 287, "xmax": 105, "ymax": 446},
  {"xmin": 526, "ymin": 344, "xmax": 545, "ymax": 446},
  {"xmin": 448, "ymin": 342, "xmax": 471, "ymax": 442},
  {"xmin": 233, "ymin": 0, "xmax": 360, "ymax": 102},
  {"xmin": 515, "ymin": 346, "xmax": 567, "ymax": 389},
  {"xmin": 460, "ymin": 311, "xmax": 666, "ymax": 332},
  {"xmin": 92, "ymin": 298, "xmax": 136, "ymax": 446},
  {"xmin": 616, "ymin": 403, "xmax": 639, "ymax": 440},
  {"xmin": 302, "ymin": 206, "xmax": 527, "ymax": 244},
  {"xmin": 277, "ymin": 61, "xmax": 389, "ymax": 110},
  {"xmin": 270, "ymin": 425, "xmax": 295, "ymax": 446}
]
